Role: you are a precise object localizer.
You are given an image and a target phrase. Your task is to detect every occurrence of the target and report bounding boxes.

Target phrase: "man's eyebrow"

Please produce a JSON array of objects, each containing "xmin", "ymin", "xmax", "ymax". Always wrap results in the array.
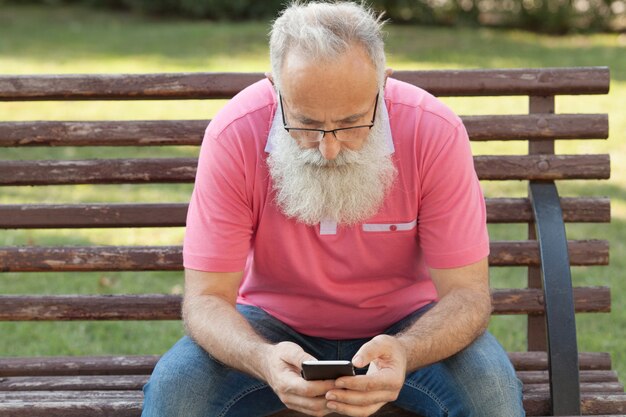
[
  {"xmin": 333, "ymin": 110, "xmax": 369, "ymax": 123},
  {"xmin": 292, "ymin": 114, "xmax": 322, "ymax": 125},
  {"xmin": 292, "ymin": 110, "xmax": 369, "ymax": 125}
]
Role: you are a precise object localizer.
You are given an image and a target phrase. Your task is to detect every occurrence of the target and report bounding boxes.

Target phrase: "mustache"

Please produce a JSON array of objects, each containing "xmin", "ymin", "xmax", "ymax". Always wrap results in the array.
[{"xmin": 296, "ymin": 147, "xmax": 364, "ymax": 168}]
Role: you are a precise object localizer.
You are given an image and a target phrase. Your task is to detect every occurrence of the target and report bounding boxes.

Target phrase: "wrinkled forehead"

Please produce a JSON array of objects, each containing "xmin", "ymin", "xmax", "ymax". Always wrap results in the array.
[
  {"xmin": 281, "ymin": 44, "xmax": 379, "ymax": 89},
  {"xmin": 279, "ymin": 46, "xmax": 380, "ymax": 120}
]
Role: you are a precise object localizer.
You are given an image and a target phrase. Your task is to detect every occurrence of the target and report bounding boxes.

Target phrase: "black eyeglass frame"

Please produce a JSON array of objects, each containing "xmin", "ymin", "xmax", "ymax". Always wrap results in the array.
[{"xmin": 279, "ymin": 92, "xmax": 379, "ymax": 143}]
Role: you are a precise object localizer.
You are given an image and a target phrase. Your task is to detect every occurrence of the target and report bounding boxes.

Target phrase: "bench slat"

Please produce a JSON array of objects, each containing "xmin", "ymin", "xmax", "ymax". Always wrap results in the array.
[
  {"xmin": 1, "ymin": 373, "xmax": 618, "ymax": 393},
  {"xmin": 394, "ymin": 67, "xmax": 611, "ymax": 97},
  {"xmin": 490, "ymin": 240, "xmax": 608, "ymax": 266},
  {"xmin": 474, "ymin": 154, "xmax": 610, "ymax": 180},
  {"xmin": 0, "ymin": 375, "xmax": 147, "ymax": 391},
  {"xmin": 517, "ymin": 370, "xmax": 619, "ymax": 384},
  {"xmin": 0, "ymin": 352, "xmax": 611, "ymax": 377},
  {"xmin": 0, "ymin": 241, "xmax": 609, "ymax": 272},
  {"xmin": 509, "ymin": 352, "xmax": 612, "ymax": 371},
  {"xmin": 0, "ymin": 391, "xmax": 141, "ymax": 401},
  {"xmin": 0, "ymin": 375, "xmax": 624, "ymax": 394},
  {"xmin": 0, "ymin": 72, "xmax": 264, "ymax": 101},
  {"xmin": 0, "ymin": 158, "xmax": 197, "ymax": 186},
  {"xmin": 494, "ymin": 287, "xmax": 610, "ymax": 314},
  {"xmin": 0, "ymin": 246, "xmax": 183, "ymax": 272},
  {"xmin": 0, "ymin": 114, "xmax": 608, "ymax": 147},
  {"xmin": 0, "ymin": 155, "xmax": 611, "ymax": 185},
  {"xmin": 0, "ymin": 356, "xmax": 159, "ymax": 377},
  {"xmin": 534, "ymin": 394, "xmax": 626, "ymax": 416},
  {"xmin": 488, "ymin": 197, "xmax": 610, "ymax": 223},
  {"xmin": 0, "ymin": 204, "xmax": 190, "ymax": 228},
  {"xmin": 0, "ymin": 399, "xmax": 140, "ymax": 417},
  {"xmin": 524, "ymin": 382, "xmax": 624, "ymax": 394},
  {"xmin": 0, "ymin": 68, "xmax": 609, "ymax": 101},
  {"xmin": 466, "ymin": 114, "xmax": 608, "ymax": 141},
  {"xmin": 0, "ymin": 374, "xmax": 620, "ymax": 392},
  {"xmin": 0, "ymin": 198, "xmax": 610, "ymax": 229},
  {"xmin": 0, "ymin": 288, "xmax": 609, "ymax": 321},
  {"xmin": 0, "ymin": 392, "xmax": 623, "ymax": 417},
  {"xmin": 0, "ymin": 120, "xmax": 207, "ymax": 147},
  {"xmin": 0, "ymin": 294, "xmax": 182, "ymax": 320}
]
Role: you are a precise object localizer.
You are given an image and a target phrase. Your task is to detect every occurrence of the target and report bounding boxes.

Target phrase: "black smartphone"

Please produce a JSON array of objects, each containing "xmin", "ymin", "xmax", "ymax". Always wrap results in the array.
[{"xmin": 301, "ymin": 360, "xmax": 356, "ymax": 381}]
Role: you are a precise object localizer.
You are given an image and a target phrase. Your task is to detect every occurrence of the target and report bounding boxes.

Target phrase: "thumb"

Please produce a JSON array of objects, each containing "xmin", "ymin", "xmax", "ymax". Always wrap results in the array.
[
  {"xmin": 277, "ymin": 341, "xmax": 316, "ymax": 368},
  {"xmin": 352, "ymin": 338, "xmax": 385, "ymax": 368}
]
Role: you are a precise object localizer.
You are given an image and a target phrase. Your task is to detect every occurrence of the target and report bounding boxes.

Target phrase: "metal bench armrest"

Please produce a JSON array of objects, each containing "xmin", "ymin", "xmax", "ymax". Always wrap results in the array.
[{"xmin": 529, "ymin": 181, "xmax": 581, "ymax": 415}]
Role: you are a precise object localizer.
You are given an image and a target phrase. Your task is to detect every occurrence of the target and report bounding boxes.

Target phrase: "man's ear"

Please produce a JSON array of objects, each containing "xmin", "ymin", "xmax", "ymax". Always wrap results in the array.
[
  {"xmin": 383, "ymin": 68, "xmax": 393, "ymax": 88},
  {"xmin": 265, "ymin": 72, "xmax": 275, "ymax": 86}
]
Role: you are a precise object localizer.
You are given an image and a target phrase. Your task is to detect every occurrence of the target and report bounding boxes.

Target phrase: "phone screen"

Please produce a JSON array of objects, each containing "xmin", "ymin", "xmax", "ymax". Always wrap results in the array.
[{"xmin": 301, "ymin": 360, "xmax": 356, "ymax": 380}]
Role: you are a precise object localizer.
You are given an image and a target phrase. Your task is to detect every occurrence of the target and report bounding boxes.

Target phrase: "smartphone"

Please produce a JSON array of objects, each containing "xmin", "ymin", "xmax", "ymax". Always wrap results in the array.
[{"xmin": 301, "ymin": 360, "xmax": 355, "ymax": 381}]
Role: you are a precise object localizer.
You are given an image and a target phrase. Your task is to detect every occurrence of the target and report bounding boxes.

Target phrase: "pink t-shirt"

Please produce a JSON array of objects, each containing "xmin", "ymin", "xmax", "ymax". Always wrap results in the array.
[{"xmin": 183, "ymin": 78, "xmax": 489, "ymax": 339}]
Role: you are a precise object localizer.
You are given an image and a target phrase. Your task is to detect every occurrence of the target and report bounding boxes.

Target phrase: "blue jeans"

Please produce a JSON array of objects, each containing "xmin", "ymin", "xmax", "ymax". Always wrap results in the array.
[{"xmin": 142, "ymin": 304, "xmax": 524, "ymax": 417}]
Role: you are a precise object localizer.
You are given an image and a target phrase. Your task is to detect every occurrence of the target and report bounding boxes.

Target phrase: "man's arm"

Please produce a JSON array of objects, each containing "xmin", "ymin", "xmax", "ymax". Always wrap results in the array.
[
  {"xmin": 325, "ymin": 257, "xmax": 491, "ymax": 416},
  {"xmin": 182, "ymin": 268, "xmax": 269, "ymax": 380},
  {"xmin": 183, "ymin": 268, "xmax": 336, "ymax": 416},
  {"xmin": 397, "ymin": 256, "xmax": 491, "ymax": 370}
]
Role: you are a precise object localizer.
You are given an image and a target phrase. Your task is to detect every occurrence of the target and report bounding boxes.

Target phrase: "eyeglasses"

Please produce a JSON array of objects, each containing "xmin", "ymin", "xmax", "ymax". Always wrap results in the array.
[{"xmin": 280, "ymin": 92, "xmax": 379, "ymax": 143}]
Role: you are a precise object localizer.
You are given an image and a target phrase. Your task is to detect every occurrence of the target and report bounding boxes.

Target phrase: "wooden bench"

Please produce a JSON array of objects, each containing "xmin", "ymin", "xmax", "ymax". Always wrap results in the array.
[{"xmin": 0, "ymin": 67, "xmax": 623, "ymax": 417}]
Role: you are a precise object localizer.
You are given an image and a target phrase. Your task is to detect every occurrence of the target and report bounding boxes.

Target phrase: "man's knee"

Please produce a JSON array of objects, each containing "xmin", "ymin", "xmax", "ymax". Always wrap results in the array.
[
  {"xmin": 445, "ymin": 332, "xmax": 525, "ymax": 417},
  {"xmin": 142, "ymin": 336, "xmax": 224, "ymax": 416},
  {"xmin": 142, "ymin": 336, "xmax": 284, "ymax": 417}
]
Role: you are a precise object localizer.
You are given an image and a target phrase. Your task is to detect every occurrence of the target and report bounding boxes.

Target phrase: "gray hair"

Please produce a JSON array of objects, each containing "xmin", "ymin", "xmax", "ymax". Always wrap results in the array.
[{"xmin": 269, "ymin": 1, "xmax": 387, "ymax": 90}]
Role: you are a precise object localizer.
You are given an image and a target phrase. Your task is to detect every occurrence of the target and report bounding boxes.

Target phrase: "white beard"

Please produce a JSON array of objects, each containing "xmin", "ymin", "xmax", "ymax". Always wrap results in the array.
[{"xmin": 266, "ymin": 96, "xmax": 397, "ymax": 226}]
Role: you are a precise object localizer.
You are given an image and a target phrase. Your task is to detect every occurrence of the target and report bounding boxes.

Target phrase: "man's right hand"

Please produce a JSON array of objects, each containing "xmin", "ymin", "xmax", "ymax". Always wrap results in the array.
[{"xmin": 262, "ymin": 341, "xmax": 336, "ymax": 416}]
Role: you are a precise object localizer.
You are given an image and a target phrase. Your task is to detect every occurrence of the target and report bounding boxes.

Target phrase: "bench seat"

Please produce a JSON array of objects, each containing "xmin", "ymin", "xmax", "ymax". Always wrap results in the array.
[
  {"xmin": 0, "ymin": 352, "xmax": 624, "ymax": 416},
  {"xmin": 0, "ymin": 67, "xmax": 623, "ymax": 416}
]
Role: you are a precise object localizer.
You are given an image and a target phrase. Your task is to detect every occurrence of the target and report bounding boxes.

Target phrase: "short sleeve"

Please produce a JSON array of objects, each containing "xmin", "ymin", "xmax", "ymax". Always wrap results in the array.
[
  {"xmin": 417, "ymin": 123, "xmax": 489, "ymax": 269},
  {"xmin": 183, "ymin": 127, "xmax": 254, "ymax": 272}
]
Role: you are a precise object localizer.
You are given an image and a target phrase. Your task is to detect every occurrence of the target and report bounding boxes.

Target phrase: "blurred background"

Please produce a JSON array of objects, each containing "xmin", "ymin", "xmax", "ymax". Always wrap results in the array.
[
  {"xmin": 0, "ymin": 0, "xmax": 624, "ymax": 379},
  {"xmin": 4, "ymin": 0, "xmax": 625, "ymax": 33}
]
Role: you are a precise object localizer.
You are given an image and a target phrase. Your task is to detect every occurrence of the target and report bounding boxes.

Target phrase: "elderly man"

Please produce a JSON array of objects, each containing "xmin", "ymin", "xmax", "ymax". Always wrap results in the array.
[{"xmin": 142, "ymin": 2, "xmax": 525, "ymax": 416}]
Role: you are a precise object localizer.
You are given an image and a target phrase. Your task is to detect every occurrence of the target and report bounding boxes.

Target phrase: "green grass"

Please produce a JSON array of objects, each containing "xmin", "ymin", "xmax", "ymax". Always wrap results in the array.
[{"xmin": 1, "ymin": 4, "xmax": 625, "ymax": 378}]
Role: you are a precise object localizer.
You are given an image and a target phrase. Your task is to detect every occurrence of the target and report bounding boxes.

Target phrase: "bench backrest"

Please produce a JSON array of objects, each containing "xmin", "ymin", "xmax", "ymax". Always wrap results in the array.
[{"xmin": 0, "ymin": 69, "xmax": 612, "ymax": 414}]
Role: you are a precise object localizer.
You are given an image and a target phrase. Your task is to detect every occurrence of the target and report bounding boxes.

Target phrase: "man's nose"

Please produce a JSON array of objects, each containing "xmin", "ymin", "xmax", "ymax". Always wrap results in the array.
[{"xmin": 318, "ymin": 134, "xmax": 341, "ymax": 160}]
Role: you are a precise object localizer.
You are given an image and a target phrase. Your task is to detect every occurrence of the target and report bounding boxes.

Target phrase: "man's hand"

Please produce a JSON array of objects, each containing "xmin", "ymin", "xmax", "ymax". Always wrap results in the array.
[
  {"xmin": 325, "ymin": 335, "xmax": 407, "ymax": 417},
  {"xmin": 262, "ymin": 341, "xmax": 336, "ymax": 416}
]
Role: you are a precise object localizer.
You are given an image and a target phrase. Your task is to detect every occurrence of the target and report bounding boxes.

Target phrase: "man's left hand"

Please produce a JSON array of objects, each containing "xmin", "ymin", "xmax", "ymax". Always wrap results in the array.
[{"xmin": 325, "ymin": 334, "xmax": 407, "ymax": 417}]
